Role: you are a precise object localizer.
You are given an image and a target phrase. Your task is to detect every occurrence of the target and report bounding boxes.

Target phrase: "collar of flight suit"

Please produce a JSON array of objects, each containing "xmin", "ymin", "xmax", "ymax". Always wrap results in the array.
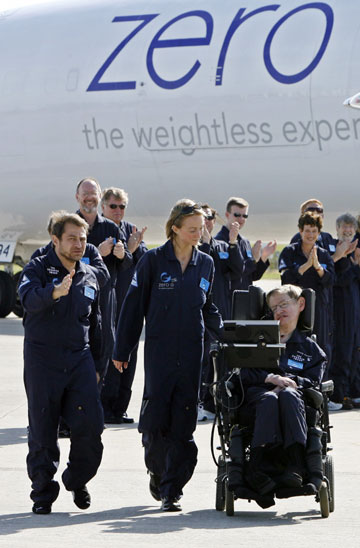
[
  {"xmin": 163, "ymin": 239, "xmax": 200, "ymax": 266},
  {"xmin": 46, "ymin": 247, "xmax": 87, "ymax": 277}
]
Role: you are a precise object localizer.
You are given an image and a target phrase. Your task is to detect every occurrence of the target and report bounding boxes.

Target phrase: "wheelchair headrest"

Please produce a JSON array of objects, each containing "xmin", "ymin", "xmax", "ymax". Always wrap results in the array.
[
  {"xmin": 231, "ymin": 285, "xmax": 266, "ymax": 320},
  {"xmin": 231, "ymin": 285, "xmax": 315, "ymax": 333},
  {"xmin": 298, "ymin": 287, "xmax": 315, "ymax": 333}
]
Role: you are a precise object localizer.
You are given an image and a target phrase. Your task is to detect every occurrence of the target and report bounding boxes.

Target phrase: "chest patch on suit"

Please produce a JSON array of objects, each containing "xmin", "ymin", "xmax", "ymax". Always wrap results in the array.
[
  {"xmin": 158, "ymin": 272, "xmax": 177, "ymax": 289},
  {"xmin": 81, "ymin": 257, "xmax": 90, "ymax": 265},
  {"xmin": 84, "ymin": 286, "xmax": 95, "ymax": 300},
  {"xmin": 199, "ymin": 277, "xmax": 210, "ymax": 292},
  {"xmin": 329, "ymin": 244, "xmax": 335, "ymax": 252},
  {"xmin": 218, "ymin": 251, "xmax": 229, "ymax": 259},
  {"xmin": 287, "ymin": 358, "xmax": 304, "ymax": 370},
  {"xmin": 47, "ymin": 266, "xmax": 59, "ymax": 275},
  {"xmin": 246, "ymin": 249, "xmax": 253, "ymax": 258}
]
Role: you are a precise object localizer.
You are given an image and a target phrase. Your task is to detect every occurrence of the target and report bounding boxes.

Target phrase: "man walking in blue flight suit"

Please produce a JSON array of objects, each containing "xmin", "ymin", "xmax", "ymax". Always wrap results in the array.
[
  {"xmin": 19, "ymin": 212, "xmax": 104, "ymax": 514},
  {"xmin": 215, "ymin": 196, "xmax": 276, "ymax": 291}
]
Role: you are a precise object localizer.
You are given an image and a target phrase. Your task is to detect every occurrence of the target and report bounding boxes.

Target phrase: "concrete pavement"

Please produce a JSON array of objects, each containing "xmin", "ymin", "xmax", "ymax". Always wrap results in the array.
[{"xmin": 1, "ymin": 311, "xmax": 359, "ymax": 548}]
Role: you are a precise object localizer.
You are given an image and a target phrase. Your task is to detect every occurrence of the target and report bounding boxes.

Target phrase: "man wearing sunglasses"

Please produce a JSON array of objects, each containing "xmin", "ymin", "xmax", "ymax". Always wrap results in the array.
[
  {"xmin": 215, "ymin": 196, "xmax": 276, "ymax": 291},
  {"xmin": 76, "ymin": 179, "xmax": 133, "ymax": 387},
  {"xmin": 101, "ymin": 187, "xmax": 148, "ymax": 424}
]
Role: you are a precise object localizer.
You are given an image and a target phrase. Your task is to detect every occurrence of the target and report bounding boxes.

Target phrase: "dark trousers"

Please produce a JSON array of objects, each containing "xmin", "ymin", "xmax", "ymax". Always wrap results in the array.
[
  {"xmin": 330, "ymin": 326, "xmax": 360, "ymax": 401},
  {"xmin": 140, "ymin": 373, "xmax": 199, "ymax": 499},
  {"xmin": 101, "ymin": 344, "xmax": 138, "ymax": 419},
  {"xmin": 24, "ymin": 349, "xmax": 104, "ymax": 504},
  {"xmin": 245, "ymin": 386, "xmax": 307, "ymax": 449}
]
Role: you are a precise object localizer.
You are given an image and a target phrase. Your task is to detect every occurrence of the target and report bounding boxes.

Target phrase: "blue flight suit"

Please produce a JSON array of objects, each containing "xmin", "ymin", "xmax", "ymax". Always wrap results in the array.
[
  {"xmin": 290, "ymin": 231, "xmax": 337, "ymax": 255},
  {"xmin": 113, "ymin": 239, "xmax": 223, "ymax": 499},
  {"xmin": 215, "ymin": 225, "xmax": 269, "ymax": 291},
  {"xmin": 199, "ymin": 237, "xmax": 243, "ymax": 320},
  {"xmin": 101, "ymin": 219, "xmax": 148, "ymax": 420},
  {"xmin": 198, "ymin": 237, "xmax": 243, "ymax": 411},
  {"xmin": 77, "ymin": 212, "xmax": 133, "ymax": 380},
  {"xmin": 329, "ymin": 248, "xmax": 360, "ymax": 401},
  {"xmin": 240, "ymin": 329, "xmax": 327, "ymax": 448},
  {"xmin": 278, "ymin": 242, "xmax": 335, "ymax": 362},
  {"xmin": 19, "ymin": 248, "xmax": 104, "ymax": 506},
  {"xmin": 31, "ymin": 242, "xmax": 110, "ymax": 289}
]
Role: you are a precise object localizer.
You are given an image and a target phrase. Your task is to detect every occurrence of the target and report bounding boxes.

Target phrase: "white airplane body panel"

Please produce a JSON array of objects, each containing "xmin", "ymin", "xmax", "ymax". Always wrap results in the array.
[{"xmin": 0, "ymin": 0, "xmax": 359, "ymax": 262}]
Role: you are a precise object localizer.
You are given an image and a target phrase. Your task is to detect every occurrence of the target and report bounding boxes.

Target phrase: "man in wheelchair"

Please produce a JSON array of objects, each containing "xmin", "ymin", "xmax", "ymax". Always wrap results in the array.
[
  {"xmin": 241, "ymin": 285, "xmax": 327, "ymax": 496},
  {"xmin": 216, "ymin": 284, "xmax": 332, "ymax": 512}
]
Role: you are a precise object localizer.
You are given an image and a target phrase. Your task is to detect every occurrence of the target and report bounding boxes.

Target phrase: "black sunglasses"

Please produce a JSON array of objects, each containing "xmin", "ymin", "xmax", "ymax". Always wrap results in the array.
[
  {"xmin": 206, "ymin": 214, "xmax": 216, "ymax": 221},
  {"xmin": 173, "ymin": 204, "xmax": 203, "ymax": 223},
  {"xmin": 109, "ymin": 204, "xmax": 126, "ymax": 210},
  {"xmin": 306, "ymin": 206, "xmax": 323, "ymax": 214},
  {"xmin": 233, "ymin": 213, "xmax": 248, "ymax": 219}
]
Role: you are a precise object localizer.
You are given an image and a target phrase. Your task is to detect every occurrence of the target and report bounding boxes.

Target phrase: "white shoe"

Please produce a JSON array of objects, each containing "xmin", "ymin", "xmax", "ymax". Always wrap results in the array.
[
  {"xmin": 328, "ymin": 401, "xmax": 343, "ymax": 411},
  {"xmin": 352, "ymin": 397, "xmax": 360, "ymax": 404},
  {"xmin": 203, "ymin": 408, "xmax": 216, "ymax": 420},
  {"xmin": 197, "ymin": 405, "xmax": 208, "ymax": 422}
]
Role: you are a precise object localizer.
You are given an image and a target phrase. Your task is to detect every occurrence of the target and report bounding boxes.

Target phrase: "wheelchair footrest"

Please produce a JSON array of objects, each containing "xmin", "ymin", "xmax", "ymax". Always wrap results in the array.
[
  {"xmin": 275, "ymin": 483, "xmax": 317, "ymax": 499},
  {"xmin": 233, "ymin": 486, "xmax": 276, "ymax": 509}
]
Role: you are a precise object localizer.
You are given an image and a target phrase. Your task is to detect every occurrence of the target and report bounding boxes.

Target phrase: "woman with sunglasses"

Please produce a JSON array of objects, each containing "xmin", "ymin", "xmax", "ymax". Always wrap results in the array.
[
  {"xmin": 279, "ymin": 212, "xmax": 335, "ymax": 366},
  {"xmin": 290, "ymin": 199, "xmax": 337, "ymax": 255},
  {"xmin": 112, "ymin": 199, "xmax": 223, "ymax": 512}
]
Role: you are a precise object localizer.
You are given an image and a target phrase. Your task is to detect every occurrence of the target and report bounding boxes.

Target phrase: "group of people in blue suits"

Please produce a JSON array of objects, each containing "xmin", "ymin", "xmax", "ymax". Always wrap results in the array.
[{"xmin": 19, "ymin": 188, "xmax": 359, "ymax": 514}]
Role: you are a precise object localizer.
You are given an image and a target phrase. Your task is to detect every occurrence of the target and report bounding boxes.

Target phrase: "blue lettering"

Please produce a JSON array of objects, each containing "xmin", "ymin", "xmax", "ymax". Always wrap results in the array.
[
  {"xmin": 87, "ymin": 14, "xmax": 158, "ymax": 91},
  {"xmin": 263, "ymin": 2, "xmax": 334, "ymax": 84},
  {"xmin": 216, "ymin": 5, "xmax": 280, "ymax": 86},
  {"xmin": 146, "ymin": 10, "xmax": 213, "ymax": 90}
]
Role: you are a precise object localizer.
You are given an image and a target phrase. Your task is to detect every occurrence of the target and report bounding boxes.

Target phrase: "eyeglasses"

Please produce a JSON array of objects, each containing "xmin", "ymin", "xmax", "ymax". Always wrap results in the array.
[
  {"xmin": 306, "ymin": 207, "xmax": 323, "ymax": 214},
  {"xmin": 206, "ymin": 214, "xmax": 216, "ymax": 221},
  {"xmin": 233, "ymin": 213, "xmax": 248, "ymax": 219},
  {"xmin": 173, "ymin": 204, "xmax": 203, "ymax": 223},
  {"xmin": 108, "ymin": 204, "xmax": 126, "ymax": 210},
  {"xmin": 270, "ymin": 299, "xmax": 296, "ymax": 314}
]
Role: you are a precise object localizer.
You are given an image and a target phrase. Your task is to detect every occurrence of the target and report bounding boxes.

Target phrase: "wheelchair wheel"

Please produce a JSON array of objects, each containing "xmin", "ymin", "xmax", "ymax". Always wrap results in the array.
[
  {"xmin": 225, "ymin": 480, "xmax": 234, "ymax": 516},
  {"xmin": 215, "ymin": 456, "xmax": 226, "ymax": 511},
  {"xmin": 319, "ymin": 481, "xmax": 330, "ymax": 518},
  {"xmin": 325, "ymin": 454, "xmax": 334, "ymax": 513}
]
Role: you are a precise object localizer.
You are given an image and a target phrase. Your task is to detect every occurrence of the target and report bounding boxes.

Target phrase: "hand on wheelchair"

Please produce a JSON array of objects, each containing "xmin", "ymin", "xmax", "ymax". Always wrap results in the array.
[{"xmin": 265, "ymin": 373, "xmax": 298, "ymax": 389}]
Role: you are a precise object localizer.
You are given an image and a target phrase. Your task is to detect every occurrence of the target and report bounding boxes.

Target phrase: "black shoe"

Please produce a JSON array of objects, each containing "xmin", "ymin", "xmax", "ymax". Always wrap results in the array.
[
  {"xmin": 32, "ymin": 502, "xmax": 52, "ymax": 514},
  {"xmin": 247, "ymin": 470, "xmax": 276, "ymax": 495},
  {"xmin": 342, "ymin": 397, "xmax": 354, "ymax": 410},
  {"xmin": 161, "ymin": 496, "xmax": 182, "ymax": 512},
  {"xmin": 149, "ymin": 472, "xmax": 161, "ymax": 501},
  {"xmin": 72, "ymin": 486, "xmax": 91, "ymax": 510},
  {"xmin": 120, "ymin": 413, "xmax": 134, "ymax": 424},
  {"xmin": 104, "ymin": 414, "xmax": 134, "ymax": 424}
]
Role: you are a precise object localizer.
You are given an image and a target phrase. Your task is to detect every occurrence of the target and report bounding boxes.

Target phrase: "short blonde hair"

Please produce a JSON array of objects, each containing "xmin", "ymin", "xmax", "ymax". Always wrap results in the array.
[
  {"xmin": 101, "ymin": 187, "xmax": 129, "ymax": 205},
  {"xmin": 165, "ymin": 199, "xmax": 204, "ymax": 240}
]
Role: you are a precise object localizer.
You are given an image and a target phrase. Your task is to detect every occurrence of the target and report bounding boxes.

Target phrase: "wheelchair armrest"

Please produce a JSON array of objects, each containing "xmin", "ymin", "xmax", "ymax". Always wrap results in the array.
[
  {"xmin": 303, "ymin": 387, "xmax": 323, "ymax": 410},
  {"xmin": 320, "ymin": 380, "xmax": 334, "ymax": 395}
]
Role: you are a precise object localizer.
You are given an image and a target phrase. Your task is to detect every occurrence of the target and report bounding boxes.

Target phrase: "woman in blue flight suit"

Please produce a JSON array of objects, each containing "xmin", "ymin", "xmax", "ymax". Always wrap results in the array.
[
  {"xmin": 278, "ymin": 213, "xmax": 335, "ymax": 364},
  {"xmin": 239, "ymin": 285, "xmax": 327, "ymax": 495},
  {"xmin": 112, "ymin": 199, "xmax": 223, "ymax": 512}
]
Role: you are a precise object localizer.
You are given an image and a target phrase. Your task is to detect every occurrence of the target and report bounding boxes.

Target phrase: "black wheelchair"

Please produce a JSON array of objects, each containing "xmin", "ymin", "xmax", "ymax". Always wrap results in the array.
[{"xmin": 209, "ymin": 286, "xmax": 334, "ymax": 518}]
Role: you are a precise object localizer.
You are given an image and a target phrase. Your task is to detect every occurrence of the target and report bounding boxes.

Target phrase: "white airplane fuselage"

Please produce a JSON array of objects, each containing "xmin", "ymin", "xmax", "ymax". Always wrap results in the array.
[{"xmin": 0, "ymin": 0, "xmax": 359, "ymax": 266}]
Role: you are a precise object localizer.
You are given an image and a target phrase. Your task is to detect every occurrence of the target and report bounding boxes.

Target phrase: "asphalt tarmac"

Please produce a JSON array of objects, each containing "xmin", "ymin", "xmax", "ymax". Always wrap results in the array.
[{"xmin": 1, "ymin": 305, "xmax": 359, "ymax": 548}]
